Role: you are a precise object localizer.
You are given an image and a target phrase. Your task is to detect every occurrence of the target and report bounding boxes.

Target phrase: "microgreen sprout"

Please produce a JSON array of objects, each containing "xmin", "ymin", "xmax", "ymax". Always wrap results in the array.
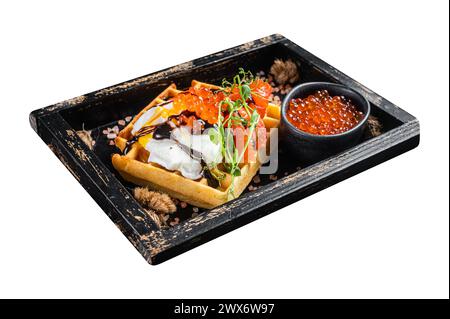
[{"xmin": 210, "ymin": 68, "xmax": 261, "ymax": 197}]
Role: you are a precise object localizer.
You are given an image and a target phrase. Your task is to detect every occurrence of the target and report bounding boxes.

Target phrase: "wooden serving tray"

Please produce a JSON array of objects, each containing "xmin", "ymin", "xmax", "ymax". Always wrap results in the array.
[{"xmin": 30, "ymin": 34, "xmax": 420, "ymax": 264}]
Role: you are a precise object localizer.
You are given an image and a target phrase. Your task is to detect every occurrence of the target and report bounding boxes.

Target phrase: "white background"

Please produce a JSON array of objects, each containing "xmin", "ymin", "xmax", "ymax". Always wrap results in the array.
[{"xmin": 0, "ymin": 0, "xmax": 448, "ymax": 299}]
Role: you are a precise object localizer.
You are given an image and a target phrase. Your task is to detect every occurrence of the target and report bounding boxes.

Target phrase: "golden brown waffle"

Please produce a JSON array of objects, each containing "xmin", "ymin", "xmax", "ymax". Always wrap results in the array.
[{"xmin": 112, "ymin": 80, "xmax": 280, "ymax": 209}]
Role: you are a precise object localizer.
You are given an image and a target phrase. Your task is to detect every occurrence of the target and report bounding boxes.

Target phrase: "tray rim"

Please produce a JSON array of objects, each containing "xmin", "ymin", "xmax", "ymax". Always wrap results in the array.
[{"xmin": 30, "ymin": 34, "xmax": 420, "ymax": 265}]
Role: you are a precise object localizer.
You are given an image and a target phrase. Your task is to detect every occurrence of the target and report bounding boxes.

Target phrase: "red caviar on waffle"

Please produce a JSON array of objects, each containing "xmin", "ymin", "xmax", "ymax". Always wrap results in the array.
[
  {"xmin": 171, "ymin": 86, "xmax": 225, "ymax": 125},
  {"xmin": 170, "ymin": 79, "xmax": 272, "ymax": 125}
]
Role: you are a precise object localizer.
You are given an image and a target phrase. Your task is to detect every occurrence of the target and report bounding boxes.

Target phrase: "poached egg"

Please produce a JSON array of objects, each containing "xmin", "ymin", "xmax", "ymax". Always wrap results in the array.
[{"xmin": 132, "ymin": 101, "xmax": 183, "ymax": 135}]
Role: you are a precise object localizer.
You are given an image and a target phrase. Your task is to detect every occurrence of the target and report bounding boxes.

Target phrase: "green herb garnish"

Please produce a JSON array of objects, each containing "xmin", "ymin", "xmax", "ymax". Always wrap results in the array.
[{"xmin": 210, "ymin": 68, "xmax": 261, "ymax": 197}]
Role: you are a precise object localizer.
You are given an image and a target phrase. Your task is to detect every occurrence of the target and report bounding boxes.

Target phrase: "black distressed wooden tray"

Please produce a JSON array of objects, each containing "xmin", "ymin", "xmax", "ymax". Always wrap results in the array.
[{"xmin": 30, "ymin": 34, "xmax": 420, "ymax": 265}]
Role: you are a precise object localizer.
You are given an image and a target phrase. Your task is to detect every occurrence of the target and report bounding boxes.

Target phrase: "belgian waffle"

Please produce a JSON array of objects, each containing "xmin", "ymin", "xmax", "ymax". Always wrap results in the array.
[{"xmin": 112, "ymin": 80, "xmax": 280, "ymax": 209}]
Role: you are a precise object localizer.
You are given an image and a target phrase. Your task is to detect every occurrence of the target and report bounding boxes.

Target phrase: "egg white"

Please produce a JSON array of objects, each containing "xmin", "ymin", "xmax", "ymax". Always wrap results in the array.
[
  {"xmin": 143, "ymin": 124, "xmax": 223, "ymax": 180},
  {"xmin": 145, "ymin": 138, "xmax": 203, "ymax": 180},
  {"xmin": 171, "ymin": 126, "xmax": 223, "ymax": 165}
]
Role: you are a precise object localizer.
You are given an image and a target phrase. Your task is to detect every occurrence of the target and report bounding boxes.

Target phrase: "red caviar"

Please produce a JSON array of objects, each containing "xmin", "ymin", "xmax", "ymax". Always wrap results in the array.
[
  {"xmin": 286, "ymin": 90, "xmax": 363, "ymax": 135},
  {"xmin": 172, "ymin": 86, "xmax": 225, "ymax": 124},
  {"xmin": 172, "ymin": 80, "xmax": 272, "ymax": 125}
]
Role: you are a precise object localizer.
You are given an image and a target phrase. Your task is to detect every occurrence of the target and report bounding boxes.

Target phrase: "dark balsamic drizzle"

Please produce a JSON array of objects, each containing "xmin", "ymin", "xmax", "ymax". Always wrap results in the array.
[
  {"xmin": 122, "ymin": 100, "xmax": 173, "ymax": 154},
  {"xmin": 155, "ymin": 100, "xmax": 173, "ymax": 107},
  {"xmin": 176, "ymin": 142, "xmax": 202, "ymax": 162},
  {"xmin": 123, "ymin": 111, "xmax": 209, "ymax": 154},
  {"xmin": 202, "ymin": 162, "xmax": 220, "ymax": 188},
  {"xmin": 123, "ymin": 126, "xmax": 155, "ymax": 155},
  {"xmin": 153, "ymin": 123, "xmax": 172, "ymax": 140}
]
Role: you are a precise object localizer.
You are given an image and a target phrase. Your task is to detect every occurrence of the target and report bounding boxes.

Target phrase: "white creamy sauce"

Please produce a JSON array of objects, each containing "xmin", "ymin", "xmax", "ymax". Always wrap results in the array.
[
  {"xmin": 145, "ymin": 138, "xmax": 203, "ymax": 180},
  {"xmin": 144, "ymin": 124, "xmax": 222, "ymax": 180},
  {"xmin": 171, "ymin": 126, "xmax": 223, "ymax": 165}
]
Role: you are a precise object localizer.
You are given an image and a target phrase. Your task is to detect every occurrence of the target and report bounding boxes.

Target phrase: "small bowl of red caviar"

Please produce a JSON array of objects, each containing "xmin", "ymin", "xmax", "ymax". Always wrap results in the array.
[{"xmin": 280, "ymin": 82, "xmax": 370, "ymax": 163}]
